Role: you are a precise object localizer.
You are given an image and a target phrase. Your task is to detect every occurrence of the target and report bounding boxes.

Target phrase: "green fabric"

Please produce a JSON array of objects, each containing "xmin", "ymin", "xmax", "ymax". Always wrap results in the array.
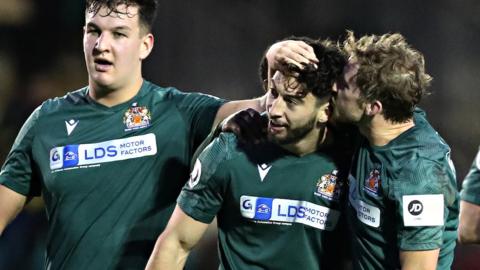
[
  {"xmin": 460, "ymin": 147, "xmax": 480, "ymax": 204},
  {"xmin": 178, "ymin": 132, "xmax": 349, "ymax": 270},
  {"xmin": 347, "ymin": 108, "xmax": 459, "ymax": 270},
  {"xmin": 0, "ymin": 80, "xmax": 225, "ymax": 270}
]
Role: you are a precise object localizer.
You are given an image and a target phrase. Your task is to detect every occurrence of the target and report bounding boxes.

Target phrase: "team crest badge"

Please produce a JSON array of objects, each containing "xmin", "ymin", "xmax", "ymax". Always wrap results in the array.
[
  {"xmin": 124, "ymin": 104, "xmax": 151, "ymax": 131},
  {"xmin": 364, "ymin": 168, "xmax": 381, "ymax": 196},
  {"xmin": 314, "ymin": 170, "xmax": 343, "ymax": 201}
]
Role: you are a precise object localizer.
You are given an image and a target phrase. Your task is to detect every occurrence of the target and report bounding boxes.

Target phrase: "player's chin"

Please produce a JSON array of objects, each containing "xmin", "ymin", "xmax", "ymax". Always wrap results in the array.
[{"xmin": 267, "ymin": 132, "xmax": 287, "ymax": 144}]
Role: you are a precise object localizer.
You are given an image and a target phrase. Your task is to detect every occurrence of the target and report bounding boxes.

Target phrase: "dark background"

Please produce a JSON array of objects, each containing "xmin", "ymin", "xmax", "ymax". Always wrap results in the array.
[{"xmin": 0, "ymin": 0, "xmax": 479, "ymax": 269}]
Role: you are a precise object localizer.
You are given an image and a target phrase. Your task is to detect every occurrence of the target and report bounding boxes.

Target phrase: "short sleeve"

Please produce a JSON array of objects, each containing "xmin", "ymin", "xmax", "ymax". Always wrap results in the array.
[
  {"xmin": 0, "ymin": 106, "xmax": 41, "ymax": 196},
  {"xmin": 173, "ymin": 91, "xmax": 226, "ymax": 149},
  {"xmin": 177, "ymin": 133, "xmax": 234, "ymax": 224},
  {"xmin": 394, "ymin": 157, "xmax": 457, "ymax": 251},
  {"xmin": 461, "ymin": 147, "xmax": 480, "ymax": 204}
]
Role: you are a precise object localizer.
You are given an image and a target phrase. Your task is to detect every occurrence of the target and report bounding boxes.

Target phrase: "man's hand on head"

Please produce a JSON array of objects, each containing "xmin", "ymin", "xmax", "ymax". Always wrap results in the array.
[
  {"xmin": 266, "ymin": 40, "xmax": 318, "ymax": 73},
  {"xmin": 221, "ymin": 108, "xmax": 268, "ymax": 145}
]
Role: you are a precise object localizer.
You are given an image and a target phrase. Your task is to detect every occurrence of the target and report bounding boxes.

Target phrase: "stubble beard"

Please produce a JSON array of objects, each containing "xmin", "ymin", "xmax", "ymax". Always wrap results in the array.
[{"xmin": 268, "ymin": 117, "xmax": 317, "ymax": 146}]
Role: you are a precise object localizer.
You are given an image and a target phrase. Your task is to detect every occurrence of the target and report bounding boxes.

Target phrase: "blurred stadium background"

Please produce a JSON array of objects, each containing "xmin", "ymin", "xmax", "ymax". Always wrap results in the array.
[{"xmin": 0, "ymin": 0, "xmax": 479, "ymax": 269}]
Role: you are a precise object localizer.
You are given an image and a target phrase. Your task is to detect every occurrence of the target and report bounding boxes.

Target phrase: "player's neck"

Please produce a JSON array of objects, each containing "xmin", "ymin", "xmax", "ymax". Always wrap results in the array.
[
  {"xmin": 360, "ymin": 115, "xmax": 414, "ymax": 147},
  {"xmin": 89, "ymin": 77, "xmax": 144, "ymax": 107},
  {"xmin": 281, "ymin": 125, "xmax": 327, "ymax": 157}
]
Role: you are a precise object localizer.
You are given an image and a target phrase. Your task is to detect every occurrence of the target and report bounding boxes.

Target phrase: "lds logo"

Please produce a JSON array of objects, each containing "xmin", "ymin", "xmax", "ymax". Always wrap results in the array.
[{"xmin": 408, "ymin": 200, "xmax": 423, "ymax": 216}]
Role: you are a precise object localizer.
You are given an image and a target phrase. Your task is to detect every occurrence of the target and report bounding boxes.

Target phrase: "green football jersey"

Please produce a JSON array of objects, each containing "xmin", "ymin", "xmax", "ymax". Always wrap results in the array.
[
  {"xmin": 460, "ymin": 147, "xmax": 480, "ymax": 204},
  {"xmin": 347, "ymin": 109, "xmax": 459, "ymax": 270},
  {"xmin": 0, "ymin": 80, "xmax": 224, "ymax": 270},
  {"xmin": 178, "ymin": 132, "xmax": 349, "ymax": 270}
]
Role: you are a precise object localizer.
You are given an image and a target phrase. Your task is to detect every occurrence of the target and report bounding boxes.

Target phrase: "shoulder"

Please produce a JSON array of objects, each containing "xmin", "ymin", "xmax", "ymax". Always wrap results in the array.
[
  {"xmin": 394, "ymin": 108, "xmax": 451, "ymax": 166},
  {"xmin": 146, "ymin": 81, "xmax": 222, "ymax": 103},
  {"xmin": 200, "ymin": 132, "xmax": 242, "ymax": 164},
  {"xmin": 39, "ymin": 87, "xmax": 88, "ymax": 115}
]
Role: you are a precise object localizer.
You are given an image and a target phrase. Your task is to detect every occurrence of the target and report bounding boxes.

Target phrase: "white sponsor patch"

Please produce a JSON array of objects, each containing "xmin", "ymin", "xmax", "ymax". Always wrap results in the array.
[
  {"xmin": 50, "ymin": 133, "xmax": 157, "ymax": 171},
  {"xmin": 348, "ymin": 174, "xmax": 381, "ymax": 227},
  {"xmin": 239, "ymin": 195, "xmax": 340, "ymax": 231},
  {"xmin": 188, "ymin": 159, "xmax": 202, "ymax": 188},
  {"xmin": 350, "ymin": 197, "xmax": 381, "ymax": 228},
  {"xmin": 402, "ymin": 194, "xmax": 444, "ymax": 226}
]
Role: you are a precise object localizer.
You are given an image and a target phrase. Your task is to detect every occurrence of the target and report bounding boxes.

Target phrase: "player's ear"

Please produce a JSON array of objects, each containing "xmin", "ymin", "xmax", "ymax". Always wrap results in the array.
[
  {"xmin": 316, "ymin": 100, "xmax": 330, "ymax": 124},
  {"xmin": 140, "ymin": 33, "xmax": 154, "ymax": 60},
  {"xmin": 365, "ymin": 100, "xmax": 382, "ymax": 116}
]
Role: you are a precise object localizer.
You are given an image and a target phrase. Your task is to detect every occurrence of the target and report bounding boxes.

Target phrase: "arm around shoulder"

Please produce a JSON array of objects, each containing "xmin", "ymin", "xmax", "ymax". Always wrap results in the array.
[
  {"xmin": 145, "ymin": 205, "xmax": 209, "ymax": 270},
  {"xmin": 0, "ymin": 185, "xmax": 27, "ymax": 235},
  {"xmin": 213, "ymin": 95, "xmax": 266, "ymax": 129}
]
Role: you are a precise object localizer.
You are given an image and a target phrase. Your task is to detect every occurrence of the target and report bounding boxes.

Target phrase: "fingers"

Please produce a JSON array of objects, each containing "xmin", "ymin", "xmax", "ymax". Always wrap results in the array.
[
  {"xmin": 266, "ymin": 40, "xmax": 318, "ymax": 73},
  {"xmin": 221, "ymin": 109, "xmax": 268, "ymax": 144}
]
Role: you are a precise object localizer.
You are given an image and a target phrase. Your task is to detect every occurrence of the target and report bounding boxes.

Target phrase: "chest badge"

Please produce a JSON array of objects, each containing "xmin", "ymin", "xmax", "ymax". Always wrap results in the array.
[
  {"xmin": 314, "ymin": 170, "xmax": 343, "ymax": 201},
  {"xmin": 65, "ymin": 119, "xmax": 79, "ymax": 136},
  {"xmin": 124, "ymin": 103, "xmax": 151, "ymax": 131},
  {"xmin": 257, "ymin": 163, "xmax": 272, "ymax": 182},
  {"xmin": 364, "ymin": 168, "xmax": 381, "ymax": 196}
]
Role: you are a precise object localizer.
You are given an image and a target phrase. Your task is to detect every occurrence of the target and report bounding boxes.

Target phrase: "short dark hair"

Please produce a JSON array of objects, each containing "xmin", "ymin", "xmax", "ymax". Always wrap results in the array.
[
  {"xmin": 85, "ymin": 0, "xmax": 158, "ymax": 33},
  {"xmin": 343, "ymin": 31, "xmax": 432, "ymax": 122},
  {"xmin": 259, "ymin": 36, "xmax": 347, "ymax": 99}
]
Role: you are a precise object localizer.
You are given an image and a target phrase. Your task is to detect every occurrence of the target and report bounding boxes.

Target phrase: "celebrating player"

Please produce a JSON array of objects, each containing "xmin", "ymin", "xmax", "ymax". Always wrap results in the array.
[
  {"xmin": 268, "ymin": 31, "xmax": 459, "ymax": 270},
  {"xmin": 146, "ymin": 37, "xmax": 349, "ymax": 270}
]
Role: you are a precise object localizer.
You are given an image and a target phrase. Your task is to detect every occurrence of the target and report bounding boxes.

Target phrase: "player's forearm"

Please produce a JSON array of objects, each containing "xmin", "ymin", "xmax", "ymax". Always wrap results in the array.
[
  {"xmin": 145, "ymin": 234, "xmax": 190, "ymax": 270},
  {"xmin": 458, "ymin": 228, "xmax": 480, "ymax": 244},
  {"xmin": 399, "ymin": 250, "xmax": 438, "ymax": 270},
  {"xmin": 0, "ymin": 185, "xmax": 27, "ymax": 235},
  {"xmin": 458, "ymin": 200, "xmax": 480, "ymax": 244}
]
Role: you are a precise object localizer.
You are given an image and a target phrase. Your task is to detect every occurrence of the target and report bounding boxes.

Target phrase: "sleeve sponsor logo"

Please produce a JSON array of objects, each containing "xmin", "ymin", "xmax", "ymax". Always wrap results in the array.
[
  {"xmin": 348, "ymin": 174, "xmax": 381, "ymax": 228},
  {"xmin": 49, "ymin": 133, "xmax": 157, "ymax": 171},
  {"xmin": 239, "ymin": 195, "xmax": 340, "ymax": 231},
  {"xmin": 402, "ymin": 194, "xmax": 444, "ymax": 226},
  {"xmin": 188, "ymin": 159, "xmax": 202, "ymax": 189},
  {"xmin": 407, "ymin": 200, "xmax": 423, "ymax": 215}
]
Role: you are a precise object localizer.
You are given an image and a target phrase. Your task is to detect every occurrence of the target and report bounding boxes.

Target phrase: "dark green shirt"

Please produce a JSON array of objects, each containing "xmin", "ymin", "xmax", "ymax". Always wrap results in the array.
[
  {"xmin": 347, "ymin": 109, "xmax": 459, "ymax": 270},
  {"xmin": 178, "ymin": 132, "xmax": 349, "ymax": 270},
  {"xmin": 0, "ymin": 80, "xmax": 224, "ymax": 270}
]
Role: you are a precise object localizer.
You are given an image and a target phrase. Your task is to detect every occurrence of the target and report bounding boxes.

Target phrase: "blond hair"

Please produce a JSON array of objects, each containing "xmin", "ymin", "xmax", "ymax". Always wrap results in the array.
[{"xmin": 343, "ymin": 31, "xmax": 432, "ymax": 122}]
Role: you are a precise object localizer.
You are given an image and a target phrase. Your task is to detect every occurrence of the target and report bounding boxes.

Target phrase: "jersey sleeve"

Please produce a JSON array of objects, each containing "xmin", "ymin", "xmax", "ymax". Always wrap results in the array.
[
  {"xmin": 0, "ymin": 106, "xmax": 42, "ymax": 196},
  {"xmin": 177, "ymin": 133, "xmax": 234, "ymax": 224},
  {"xmin": 393, "ymin": 156, "xmax": 457, "ymax": 251},
  {"xmin": 460, "ymin": 147, "xmax": 480, "ymax": 204},
  {"xmin": 173, "ymin": 91, "xmax": 227, "ymax": 149}
]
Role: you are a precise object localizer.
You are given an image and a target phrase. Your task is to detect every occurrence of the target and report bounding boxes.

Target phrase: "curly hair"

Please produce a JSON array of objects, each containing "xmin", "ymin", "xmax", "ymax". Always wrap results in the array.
[
  {"xmin": 85, "ymin": 0, "xmax": 158, "ymax": 33},
  {"xmin": 343, "ymin": 31, "xmax": 432, "ymax": 123},
  {"xmin": 259, "ymin": 36, "xmax": 347, "ymax": 99}
]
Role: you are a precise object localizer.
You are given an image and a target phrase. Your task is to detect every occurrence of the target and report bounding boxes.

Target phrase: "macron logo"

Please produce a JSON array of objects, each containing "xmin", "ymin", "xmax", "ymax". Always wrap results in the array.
[
  {"xmin": 65, "ymin": 119, "xmax": 79, "ymax": 136},
  {"xmin": 257, "ymin": 163, "xmax": 272, "ymax": 182}
]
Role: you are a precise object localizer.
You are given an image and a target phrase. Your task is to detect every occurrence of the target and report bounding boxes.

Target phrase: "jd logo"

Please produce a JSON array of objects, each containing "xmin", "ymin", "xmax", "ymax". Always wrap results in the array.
[{"xmin": 408, "ymin": 200, "xmax": 423, "ymax": 216}]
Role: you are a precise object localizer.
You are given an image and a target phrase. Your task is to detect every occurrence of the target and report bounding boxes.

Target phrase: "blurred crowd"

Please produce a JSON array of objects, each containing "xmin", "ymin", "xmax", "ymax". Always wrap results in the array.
[{"xmin": 1, "ymin": 0, "xmax": 479, "ymax": 269}]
